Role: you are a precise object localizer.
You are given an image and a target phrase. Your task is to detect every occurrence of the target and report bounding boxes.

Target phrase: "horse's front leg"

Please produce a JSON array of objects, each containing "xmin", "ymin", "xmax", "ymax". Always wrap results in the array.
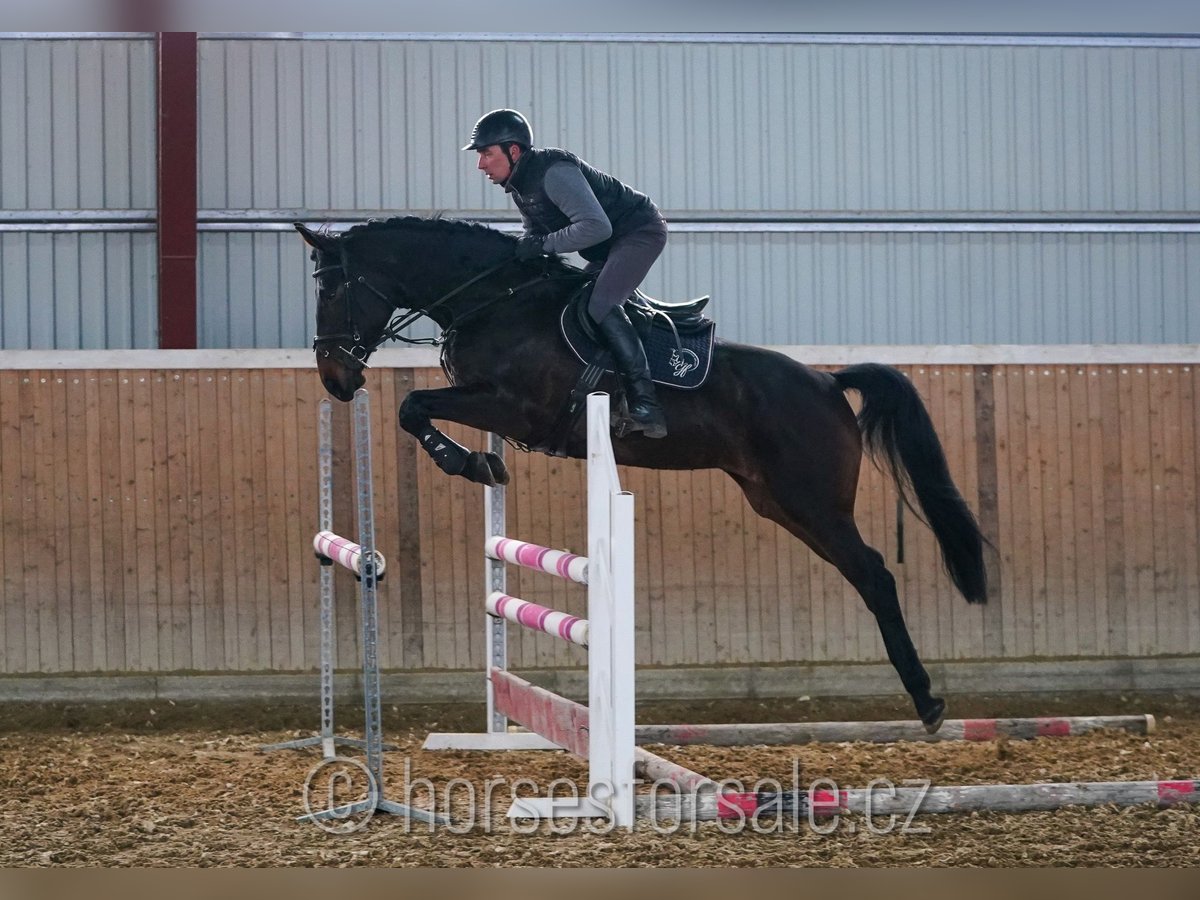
[{"xmin": 398, "ymin": 386, "xmax": 509, "ymax": 486}]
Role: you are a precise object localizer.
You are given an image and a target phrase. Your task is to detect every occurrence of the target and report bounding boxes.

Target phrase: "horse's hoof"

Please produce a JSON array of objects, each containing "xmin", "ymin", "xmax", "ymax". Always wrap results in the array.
[
  {"xmin": 920, "ymin": 697, "xmax": 947, "ymax": 734},
  {"xmin": 462, "ymin": 452, "xmax": 499, "ymax": 486},
  {"xmin": 484, "ymin": 451, "xmax": 509, "ymax": 485}
]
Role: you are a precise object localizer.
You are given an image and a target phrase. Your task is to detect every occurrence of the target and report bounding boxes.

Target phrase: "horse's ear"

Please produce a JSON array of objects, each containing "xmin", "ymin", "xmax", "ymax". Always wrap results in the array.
[{"xmin": 294, "ymin": 222, "xmax": 337, "ymax": 253}]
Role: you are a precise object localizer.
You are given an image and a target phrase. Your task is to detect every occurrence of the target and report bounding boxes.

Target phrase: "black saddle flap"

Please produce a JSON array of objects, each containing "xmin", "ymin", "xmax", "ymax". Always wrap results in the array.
[{"xmin": 560, "ymin": 290, "xmax": 716, "ymax": 391}]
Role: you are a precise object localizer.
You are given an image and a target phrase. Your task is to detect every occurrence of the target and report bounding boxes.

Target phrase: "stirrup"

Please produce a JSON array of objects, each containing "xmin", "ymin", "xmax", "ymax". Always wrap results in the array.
[{"xmin": 610, "ymin": 394, "xmax": 667, "ymax": 439}]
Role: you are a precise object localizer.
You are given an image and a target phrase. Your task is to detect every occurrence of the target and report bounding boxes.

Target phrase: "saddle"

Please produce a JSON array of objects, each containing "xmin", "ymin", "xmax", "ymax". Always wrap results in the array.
[{"xmin": 559, "ymin": 283, "xmax": 716, "ymax": 391}]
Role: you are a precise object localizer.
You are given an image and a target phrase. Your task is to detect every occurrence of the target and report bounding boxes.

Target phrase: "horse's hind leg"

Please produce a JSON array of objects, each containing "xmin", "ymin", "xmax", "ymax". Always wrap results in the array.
[{"xmin": 733, "ymin": 475, "xmax": 945, "ymax": 732}]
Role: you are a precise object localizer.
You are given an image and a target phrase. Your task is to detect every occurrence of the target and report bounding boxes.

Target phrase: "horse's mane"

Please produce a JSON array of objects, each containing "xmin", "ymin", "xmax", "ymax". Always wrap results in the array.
[{"xmin": 341, "ymin": 215, "xmax": 578, "ymax": 275}]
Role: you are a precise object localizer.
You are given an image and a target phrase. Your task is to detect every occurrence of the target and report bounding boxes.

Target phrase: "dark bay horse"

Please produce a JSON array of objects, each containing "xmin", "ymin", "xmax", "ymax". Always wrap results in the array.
[{"xmin": 296, "ymin": 216, "xmax": 987, "ymax": 732}]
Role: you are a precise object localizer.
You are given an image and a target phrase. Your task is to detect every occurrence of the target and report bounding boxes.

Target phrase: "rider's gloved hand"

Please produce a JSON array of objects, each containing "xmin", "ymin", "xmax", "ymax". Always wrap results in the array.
[{"xmin": 514, "ymin": 234, "xmax": 545, "ymax": 261}]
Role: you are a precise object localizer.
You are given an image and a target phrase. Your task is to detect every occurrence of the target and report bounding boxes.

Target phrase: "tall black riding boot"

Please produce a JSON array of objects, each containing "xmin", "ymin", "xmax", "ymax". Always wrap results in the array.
[{"xmin": 595, "ymin": 307, "xmax": 668, "ymax": 438}]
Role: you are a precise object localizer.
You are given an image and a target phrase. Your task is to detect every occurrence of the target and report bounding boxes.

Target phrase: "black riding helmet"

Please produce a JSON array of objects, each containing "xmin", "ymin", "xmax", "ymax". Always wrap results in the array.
[{"xmin": 462, "ymin": 109, "xmax": 533, "ymax": 151}]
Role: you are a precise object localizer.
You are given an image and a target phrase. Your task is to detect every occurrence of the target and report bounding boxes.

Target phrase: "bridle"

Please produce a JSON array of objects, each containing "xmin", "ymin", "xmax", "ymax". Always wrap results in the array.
[
  {"xmin": 310, "ymin": 242, "xmax": 397, "ymax": 370},
  {"xmin": 311, "ymin": 237, "xmax": 575, "ymax": 371}
]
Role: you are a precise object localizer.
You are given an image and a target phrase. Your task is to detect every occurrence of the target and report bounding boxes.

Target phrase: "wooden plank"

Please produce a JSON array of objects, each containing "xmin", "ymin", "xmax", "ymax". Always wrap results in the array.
[
  {"xmin": 181, "ymin": 371, "xmax": 207, "ymax": 669},
  {"xmin": 166, "ymin": 370, "xmax": 194, "ymax": 671},
  {"xmin": 248, "ymin": 371, "xmax": 273, "ymax": 669},
  {"xmin": 1155, "ymin": 366, "xmax": 1185, "ymax": 654},
  {"xmin": 262, "ymin": 370, "xmax": 292, "ymax": 670},
  {"xmin": 228, "ymin": 371, "xmax": 254, "ymax": 670},
  {"xmin": 199, "ymin": 370, "xmax": 229, "ymax": 670},
  {"xmin": 63, "ymin": 373, "xmax": 94, "ymax": 672},
  {"xmin": 1107, "ymin": 365, "xmax": 1131, "ymax": 656},
  {"xmin": 690, "ymin": 467, "xmax": 718, "ymax": 665},
  {"xmin": 25, "ymin": 371, "xmax": 50, "ymax": 673},
  {"xmin": 149, "ymin": 371, "xmax": 175, "ymax": 671},
  {"xmin": 115, "ymin": 372, "xmax": 141, "ymax": 671},
  {"xmin": 1005, "ymin": 366, "xmax": 1034, "ymax": 657},
  {"xmin": 640, "ymin": 458, "xmax": 668, "ymax": 666},
  {"xmin": 705, "ymin": 469, "xmax": 731, "ymax": 664},
  {"xmin": 973, "ymin": 366, "xmax": 1005, "ymax": 659},
  {"xmin": 82, "ymin": 372, "xmax": 108, "ymax": 670},
  {"xmin": 1036, "ymin": 365, "xmax": 1065, "ymax": 657},
  {"xmin": 46, "ymin": 373, "xmax": 73, "ymax": 671},
  {"xmin": 390, "ymin": 369, "xmax": 425, "ymax": 668},
  {"xmin": 1184, "ymin": 366, "xmax": 1200, "ymax": 654},
  {"xmin": 127, "ymin": 371, "xmax": 158, "ymax": 671},
  {"xmin": 990, "ymin": 367, "xmax": 1016, "ymax": 657},
  {"xmin": 1126, "ymin": 367, "xmax": 1155, "ymax": 655},
  {"xmin": 451, "ymin": 419, "xmax": 481, "ymax": 671},
  {"xmin": 1022, "ymin": 366, "xmax": 1049, "ymax": 657},
  {"xmin": 1052, "ymin": 366, "xmax": 1078, "ymax": 655},
  {"xmin": 748, "ymin": 469, "xmax": 780, "ymax": 665},
  {"xmin": 1071, "ymin": 364, "xmax": 1098, "ymax": 652},
  {"xmin": 1085, "ymin": 366, "xmax": 1111, "ymax": 655},
  {"xmin": 412, "ymin": 369, "xmax": 441, "ymax": 671},
  {"xmin": 659, "ymin": 468, "xmax": 691, "ymax": 665},
  {"xmin": 97, "ymin": 371, "xmax": 126, "ymax": 670},
  {"xmin": 0, "ymin": 372, "xmax": 25, "ymax": 672}
]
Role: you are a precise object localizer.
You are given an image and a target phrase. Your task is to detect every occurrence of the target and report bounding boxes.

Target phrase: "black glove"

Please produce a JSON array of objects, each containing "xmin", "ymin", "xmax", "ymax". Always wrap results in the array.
[{"xmin": 514, "ymin": 234, "xmax": 545, "ymax": 261}]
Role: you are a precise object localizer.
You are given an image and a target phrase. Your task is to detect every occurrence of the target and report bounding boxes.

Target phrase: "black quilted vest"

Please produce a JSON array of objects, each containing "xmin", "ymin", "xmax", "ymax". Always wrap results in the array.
[{"xmin": 506, "ymin": 148, "xmax": 658, "ymax": 262}]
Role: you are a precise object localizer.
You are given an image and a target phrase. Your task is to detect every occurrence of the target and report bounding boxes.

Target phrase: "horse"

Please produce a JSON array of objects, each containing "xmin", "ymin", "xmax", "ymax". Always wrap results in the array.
[{"xmin": 296, "ymin": 216, "xmax": 987, "ymax": 733}]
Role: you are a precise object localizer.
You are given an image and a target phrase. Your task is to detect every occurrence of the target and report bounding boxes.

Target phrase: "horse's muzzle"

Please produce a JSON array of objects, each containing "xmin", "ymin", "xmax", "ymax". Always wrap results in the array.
[{"xmin": 318, "ymin": 357, "xmax": 364, "ymax": 402}]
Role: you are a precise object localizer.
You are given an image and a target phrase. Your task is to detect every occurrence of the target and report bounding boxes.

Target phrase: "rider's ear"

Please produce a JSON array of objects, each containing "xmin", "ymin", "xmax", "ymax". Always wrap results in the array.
[{"xmin": 294, "ymin": 222, "xmax": 337, "ymax": 253}]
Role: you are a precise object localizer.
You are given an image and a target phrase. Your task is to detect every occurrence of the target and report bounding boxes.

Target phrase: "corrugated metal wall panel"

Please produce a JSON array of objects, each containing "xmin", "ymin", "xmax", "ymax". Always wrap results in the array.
[
  {"xmin": 197, "ymin": 37, "xmax": 1198, "ymax": 217},
  {"xmin": 652, "ymin": 232, "xmax": 1200, "ymax": 345},
  {"xmin": 0, "ymin": 36, "xmax": 156, "ymax": 350},
  {"xmin": 190, "ymin": 35, "xmax": 1198, "ymax": 349},
  {"xmin": 206, "ymin": 230, "xmax": 1197, "ymax": 348},
  {"xmin": 0, "ymin": 233, "xmax": 156, "ymax": 349},
  {"xmin": 0, "ymin": 37, "xmax": 155, "ymax": 210}
]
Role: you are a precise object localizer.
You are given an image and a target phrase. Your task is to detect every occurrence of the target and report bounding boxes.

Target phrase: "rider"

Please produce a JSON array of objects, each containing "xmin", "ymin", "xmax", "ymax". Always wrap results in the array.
[{"xmin": 463, "ymin": 108, "xmax": 669, "ymax": 439}]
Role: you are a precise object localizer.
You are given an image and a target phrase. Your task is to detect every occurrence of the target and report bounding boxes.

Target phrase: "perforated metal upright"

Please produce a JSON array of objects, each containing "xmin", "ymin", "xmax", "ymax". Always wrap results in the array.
[
  {"xmin": 261, "ymin": 398, "xmax": 367, "ymax": 757},
  {"xmin": 297, "ymin": 390, "xmax": 448, "ymax": 827}
]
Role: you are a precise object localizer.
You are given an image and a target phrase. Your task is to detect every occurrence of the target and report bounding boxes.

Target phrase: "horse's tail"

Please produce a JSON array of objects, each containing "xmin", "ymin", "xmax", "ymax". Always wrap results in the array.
[{"xmin": 833, "ymin": 363, "xmax": 987, "ymax": 605}]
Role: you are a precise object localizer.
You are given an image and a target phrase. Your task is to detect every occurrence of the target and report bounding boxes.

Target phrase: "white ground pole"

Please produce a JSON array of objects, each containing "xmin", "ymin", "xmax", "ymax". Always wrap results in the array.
[{"xmin": 294, "ymin": 389, "xmax": 447, "ymax": 827}]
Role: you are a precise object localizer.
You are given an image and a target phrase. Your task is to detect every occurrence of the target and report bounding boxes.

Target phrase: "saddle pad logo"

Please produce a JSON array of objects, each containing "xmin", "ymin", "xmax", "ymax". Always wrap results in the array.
[{"xmin": 669, "ymin": 348, "xmax": 700, "ymax": 379}]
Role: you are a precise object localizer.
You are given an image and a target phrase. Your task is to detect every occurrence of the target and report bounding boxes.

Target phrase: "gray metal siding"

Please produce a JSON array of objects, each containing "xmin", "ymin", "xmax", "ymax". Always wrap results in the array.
[
  {"xmin": 199, "ymin": 229, "xmax": 1199, "ymax": 347},
  {"xmin": 197, "ymin": 37, "xmax": 1200, "ymax": 217},
  {"xmin": 0, "ymin": 232, "xmax": 157, "ymax": 349},
  {"xmin": 0, "ymin": 36, "xmax": 156, "ymax": 350},
  {"xmin": 0, "ymin": 38, "xmax": 155, "ymax": 210},
  {"xmin": 652, "ymin": 231, "xmax": 1199, "ymax": 345},
  {"xmin": 3, "ymin": 35, "xmax": 1198, "ymax": 349},
  {"xmin": 193, "ymin": 35, "xmax": 1199, "ymax": 348}
]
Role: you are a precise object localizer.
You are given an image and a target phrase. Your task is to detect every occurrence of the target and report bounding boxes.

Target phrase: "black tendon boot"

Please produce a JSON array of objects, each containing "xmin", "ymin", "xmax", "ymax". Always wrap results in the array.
[{"xmin": 595, "ymin": 307, "xmax": 668, "ymax": 438}]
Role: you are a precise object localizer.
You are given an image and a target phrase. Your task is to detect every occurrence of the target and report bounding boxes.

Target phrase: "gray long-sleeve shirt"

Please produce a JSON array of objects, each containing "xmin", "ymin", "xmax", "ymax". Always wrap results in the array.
[{"xmin": 525, "ymin": 162, "xmax": 613, "ymax": 254}]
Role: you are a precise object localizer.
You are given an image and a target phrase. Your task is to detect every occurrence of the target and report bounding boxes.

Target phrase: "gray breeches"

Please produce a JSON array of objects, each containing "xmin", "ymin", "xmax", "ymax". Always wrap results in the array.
[{"xmin": 584, "ymin": 216, "xmax": 668, "ymax": 323}]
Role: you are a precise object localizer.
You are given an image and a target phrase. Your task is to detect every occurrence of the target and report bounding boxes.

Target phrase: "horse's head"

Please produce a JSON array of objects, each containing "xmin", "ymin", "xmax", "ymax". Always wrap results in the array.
[{"xmin": 296, "ymin": 222, "xmax": 405, "ymax": 401}]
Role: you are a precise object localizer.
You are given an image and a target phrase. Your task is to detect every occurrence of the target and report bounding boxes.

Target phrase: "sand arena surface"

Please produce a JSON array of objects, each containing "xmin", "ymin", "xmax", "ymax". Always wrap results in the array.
[{"xmin": 1, "ymin": 691, "xmax": 1197, "ymax": 867}]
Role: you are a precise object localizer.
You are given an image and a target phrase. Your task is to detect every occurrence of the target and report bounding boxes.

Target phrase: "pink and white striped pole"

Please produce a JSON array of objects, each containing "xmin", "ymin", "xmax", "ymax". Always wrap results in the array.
[
  {"xmin": 485, "ymin": 591, "xmax": 590, "ymax": 647},
  {"xmin": 485, "ymin": 536, "xmax": 589, "ymax": 584},
  {"xmin": 313, "ymin": 530, "xmax": 387, "ymax": 579}
]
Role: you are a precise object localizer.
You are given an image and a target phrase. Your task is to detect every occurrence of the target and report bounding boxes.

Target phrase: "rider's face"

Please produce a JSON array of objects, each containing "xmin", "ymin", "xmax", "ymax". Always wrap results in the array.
[{"xmin": 477, "ymin": 144, "xmax": 516, "ymax": 184}]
